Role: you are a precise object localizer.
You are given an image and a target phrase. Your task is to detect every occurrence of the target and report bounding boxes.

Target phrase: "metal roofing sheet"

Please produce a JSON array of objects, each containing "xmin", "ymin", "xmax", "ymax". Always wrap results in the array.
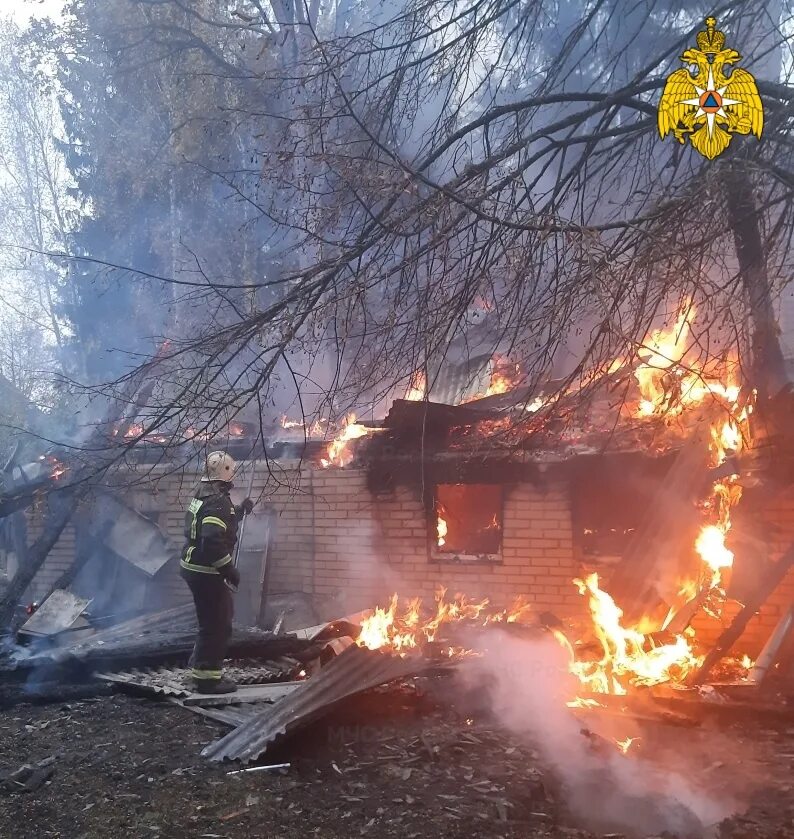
[
  {"xmin": 202, "ymin": 645, "xmax": 453, "ymax": 763},
  {"xmin": 20, "ymin": 589, "xmax": 92, "ymax": 637}
]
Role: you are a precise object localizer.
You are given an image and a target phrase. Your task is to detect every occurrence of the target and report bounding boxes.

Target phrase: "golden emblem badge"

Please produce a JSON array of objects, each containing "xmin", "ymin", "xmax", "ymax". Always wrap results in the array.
[{"xmin": 658, "ymin": 16, "xmax": 763, "ymax": 160}]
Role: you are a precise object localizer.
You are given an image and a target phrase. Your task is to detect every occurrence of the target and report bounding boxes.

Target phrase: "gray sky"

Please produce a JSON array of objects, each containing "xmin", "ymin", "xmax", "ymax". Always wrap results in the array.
[{"xmin": 7, "ymin": 0, "xmax": 64, "ymax": 25}]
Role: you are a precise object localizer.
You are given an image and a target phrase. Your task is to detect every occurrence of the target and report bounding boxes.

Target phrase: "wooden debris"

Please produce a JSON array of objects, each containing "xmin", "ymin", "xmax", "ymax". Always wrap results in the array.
[
  {"xmin": 0, "ymin": 755, "xmax": 57, "ymax": 793},
  {"xmin": 182, "ymin": 682, "xmax": 301, "ymax": 707},
  {"xmin": 691, "ymin": 542, "xmax": 794, "ymax": 685}
]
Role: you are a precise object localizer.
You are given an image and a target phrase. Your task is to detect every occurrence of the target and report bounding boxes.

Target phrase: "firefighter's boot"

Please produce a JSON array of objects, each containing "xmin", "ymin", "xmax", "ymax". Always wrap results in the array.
[{"xmin": 195, "ymin": 677, "xmax": 238, "ymax": 695}]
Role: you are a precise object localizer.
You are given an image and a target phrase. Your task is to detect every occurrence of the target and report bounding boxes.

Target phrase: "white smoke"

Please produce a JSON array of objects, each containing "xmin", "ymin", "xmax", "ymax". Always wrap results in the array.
[{"xmin": 462, "ymin": 630, "xmax": 738, "ymax": 838}]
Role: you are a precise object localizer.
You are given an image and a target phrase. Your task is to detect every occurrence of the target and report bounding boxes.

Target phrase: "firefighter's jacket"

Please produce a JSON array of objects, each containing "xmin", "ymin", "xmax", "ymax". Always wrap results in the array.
[{"xmin": 180, "ymin": 482, "xmax": 238, "ymax": 578}]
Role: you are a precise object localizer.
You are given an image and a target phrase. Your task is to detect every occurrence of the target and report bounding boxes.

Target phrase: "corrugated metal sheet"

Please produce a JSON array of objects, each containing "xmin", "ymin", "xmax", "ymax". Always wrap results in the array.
[
  {"xmin": 99, "ymin": 494, "xmax": 175, "ymax": 576},
  {"xmin": 20, "ymin": 590, "xmax": 92, "ymax": 637},
  {"xmin": 96, "ymin": 659, "xmax": 302, "ymax": 698},
  {"xmin": 430, "ymin": 353, "xmax": 492, "ymax": 405},
  {"xmin": 97, "ymin": 669, "xmax": 189, "ymax": 696},
  {"xmin": 202, "ymin": 645, "xmax": 455, "ymax": 763},
  {"xmin": 17, "ymin": 605, "xmax": 306, "ymax": 673},
  {"xmin": 182, "ymin": 682, "xmax": 301, "ymax": 707},
  {"xmin": 173, "ymin": 698, "xmax": 266, "ymax": 728}
]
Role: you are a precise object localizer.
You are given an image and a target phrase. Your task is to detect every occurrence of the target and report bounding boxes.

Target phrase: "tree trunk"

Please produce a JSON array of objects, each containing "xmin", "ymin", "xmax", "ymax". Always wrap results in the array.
[{"xmin": 724, "ymin": 165, "xmax": 789, "ymax": 400}]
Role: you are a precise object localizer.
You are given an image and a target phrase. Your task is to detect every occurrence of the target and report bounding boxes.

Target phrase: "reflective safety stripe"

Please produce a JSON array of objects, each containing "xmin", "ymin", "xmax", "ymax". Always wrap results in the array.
[
  {"xmin": 192, "ymin": 668, "xmax": 222, "ymax": 680},
  {"xmin": 188, "ymin": 498, "xmax": 203, "ymax": 540},
  {"xmin": 212, "ymin": 554, "xmax": 232, "ymax": 569},
  {"xmin": 202, "ymin": 516, "xmax": 227, "ymax": 531},
  {"xmin": 180, "ymin": 559, "xmax": 219, "ymax": 574}
]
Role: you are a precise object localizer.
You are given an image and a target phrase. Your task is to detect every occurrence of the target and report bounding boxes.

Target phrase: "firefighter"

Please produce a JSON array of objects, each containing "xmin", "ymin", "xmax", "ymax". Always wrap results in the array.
[{"xmin": 180, "ymin": 451, "xmax": 254, "ymax": 694}]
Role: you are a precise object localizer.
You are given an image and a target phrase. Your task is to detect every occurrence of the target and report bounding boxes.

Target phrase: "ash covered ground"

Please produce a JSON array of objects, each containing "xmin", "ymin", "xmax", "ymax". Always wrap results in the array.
[{"xmin": 0, "ymin": 685, "xmax": 792, "ymax": 839}]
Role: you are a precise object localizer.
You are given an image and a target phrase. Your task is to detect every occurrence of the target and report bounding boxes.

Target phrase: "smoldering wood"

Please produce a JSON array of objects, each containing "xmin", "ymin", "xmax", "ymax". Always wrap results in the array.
[
  {"xmin": 690, "ymin": 542, "xmax": 794, "ymax": 686},
  {"xmin": 0, "ymin": 485, "xmax": 88, "ymax": 633},
  {"xmin": 0, "ymin": 342, "xmax": 174, "ymax": 632}
]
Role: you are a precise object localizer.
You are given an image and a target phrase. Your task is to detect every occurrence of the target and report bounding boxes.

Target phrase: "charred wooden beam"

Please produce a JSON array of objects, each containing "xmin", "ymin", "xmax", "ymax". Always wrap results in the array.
[
  {"xmin": 384, "ymin": 399, "xmax": 497, "ymax": 436},
  {"xmin": 0, "ymin": 344, "xmax": 173, "ymax": 633},
  {"xmin": 690, "ymin": 542, "xmax": 794, "ymax": 686},
  {"xmin": 0, "ymin": 485, "xmax": 87, "ymax": 633}
]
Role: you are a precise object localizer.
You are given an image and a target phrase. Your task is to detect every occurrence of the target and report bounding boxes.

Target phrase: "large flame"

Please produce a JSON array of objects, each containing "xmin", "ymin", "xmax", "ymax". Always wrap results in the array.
[
  {"xmin": 357, "ymin": 298, "xmax": 755, "ymax": 695},
  {"xmin": 634, "ymin": 305, "xmax": 694, "ymax": 416},
  {"xmin": 356, "ymin": 590, "xmax": 533, "ymax": 654},
  {"xmin": 566, "ymin": 573, "xmax": 702, "ymax": 694},
  {"xmin": 485, "ymin": 357, "xmax": 520, "ymax": 397},
  {"xmin": 462, "ymin": 355, "xmax": 521, "ymax": 403},
  {"xmin": 321, "ymin": 414, "xmax": 380, "ymax": 468}
]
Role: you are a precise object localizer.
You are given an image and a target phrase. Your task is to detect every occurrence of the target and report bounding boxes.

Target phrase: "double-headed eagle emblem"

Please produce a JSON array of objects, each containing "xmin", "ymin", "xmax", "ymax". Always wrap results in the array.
[{"xmin": 658, "ymin": 16, "xmax": 763, "ymax": 159}]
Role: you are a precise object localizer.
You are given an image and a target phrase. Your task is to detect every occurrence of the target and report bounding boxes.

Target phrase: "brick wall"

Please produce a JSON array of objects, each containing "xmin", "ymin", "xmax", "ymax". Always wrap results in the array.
[
  {"xmin": 27, "ymin": 466, "xmax": 197, "ymax": 607},
  {"xmin": 266, "ymin": 467, "xmax": 583, "ymax": 619},
  {"xmin": 30, "ymin": 461, "xmax": 584, "ymax": 619},
  {"xmin": 24, "ymin": 498, "xmax": 77, "ymax": 603},
  {"xmin": 20, "ymin": 459, "xmax": 794, "ymax": 661}
]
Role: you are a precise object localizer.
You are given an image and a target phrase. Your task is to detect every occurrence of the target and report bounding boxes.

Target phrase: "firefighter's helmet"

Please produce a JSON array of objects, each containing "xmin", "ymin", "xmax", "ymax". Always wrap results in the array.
[{"xmin": 201, "ymin": 450, "xmax": 237, "ymax": 483}]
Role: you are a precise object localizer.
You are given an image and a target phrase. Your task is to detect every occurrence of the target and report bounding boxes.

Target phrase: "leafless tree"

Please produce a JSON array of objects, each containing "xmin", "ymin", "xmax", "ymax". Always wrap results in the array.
[
  {"xmin": 0, "ymin": 0, "xmax": 787, "ymax": 463},
  {"xmin": 53, "ymin": 1, "xmax": 787, "ymax": 437},
  {"xmin": 0, "ymin": 20, "xmax": 74, "ymax": 353}
]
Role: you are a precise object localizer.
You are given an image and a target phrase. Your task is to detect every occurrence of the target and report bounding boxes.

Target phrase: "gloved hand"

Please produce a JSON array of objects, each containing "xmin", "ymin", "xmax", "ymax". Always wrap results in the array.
[
  {"xmin": 237, "ymin": 498, "xmax": 254, "ymax": 516},
  {"xmin": 224, "ymin": 565, "xmax": 241, "ymax": 588}
]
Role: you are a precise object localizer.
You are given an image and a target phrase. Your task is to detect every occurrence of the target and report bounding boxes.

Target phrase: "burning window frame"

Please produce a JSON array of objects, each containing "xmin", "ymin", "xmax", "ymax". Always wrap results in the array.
[{"xmin": 428, "ymin": 483, "xmax": 504, "ymax": 563}]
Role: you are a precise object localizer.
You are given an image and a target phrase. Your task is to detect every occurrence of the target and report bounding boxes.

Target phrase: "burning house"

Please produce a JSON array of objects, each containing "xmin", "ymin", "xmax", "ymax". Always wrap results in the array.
[{"xmin": 12, "ymin": 301, "xmax": 794, "ymax": 703}]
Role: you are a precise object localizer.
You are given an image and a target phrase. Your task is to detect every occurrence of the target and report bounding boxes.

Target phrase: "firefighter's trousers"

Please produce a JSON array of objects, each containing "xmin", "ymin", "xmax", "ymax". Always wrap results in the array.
[{"xmin": 182, "ymin": 570, "xmax": 234, "ymax": 682}]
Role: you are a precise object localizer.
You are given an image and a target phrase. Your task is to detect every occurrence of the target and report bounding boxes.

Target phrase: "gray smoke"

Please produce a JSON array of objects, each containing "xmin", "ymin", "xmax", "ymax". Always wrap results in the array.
[{"xmin": 462, "ymin": 630, "xmax": 738, "ymax": 838}]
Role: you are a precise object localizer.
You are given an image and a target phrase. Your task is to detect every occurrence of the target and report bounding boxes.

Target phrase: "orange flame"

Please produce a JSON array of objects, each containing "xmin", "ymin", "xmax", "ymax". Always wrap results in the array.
[
  {"xmin": 566, "ymin": 697, "xmax": 605, "ymax": 709},
  {"xmin": 485, "ymin": 357, "xmax": 520, "ymax": 397},
  {"xmin": 356, "ymin": 590, "xmax": 533, "ymax": 655},
  {"xmin": 404, "ymin": 371, "xmax": 427, "ymax": 401},
  {"xmin": 48, "ymin": 456, "xmax": 68, "ymax": 480},
  {"xmin": 321, "ymin": 414, "xmax": 380, "ymax": 468},
  {"xmin": 695, "ymin": 525, "xmax": 734, "ymax": 589},
  {"xmin": 615, "ymin": 736, "xmax": 639, "ymax": 754},
  {"xmin": 566, "ymin": 573, "xmax": 702, "ymax": 694},
  {"xmin": 634, "ymin": 304, "xmax": 694, "ymax": 417},
  {"xmin": 461, "ymin": 355, "xmax": 521, "ymax": 403},
  {"xmin": 281, "ymin": 415, "xmax": 328, "ymax": 436},
  {"xmin": 280, "ymin": 416, "xmax": 304, "ymax": 429}
]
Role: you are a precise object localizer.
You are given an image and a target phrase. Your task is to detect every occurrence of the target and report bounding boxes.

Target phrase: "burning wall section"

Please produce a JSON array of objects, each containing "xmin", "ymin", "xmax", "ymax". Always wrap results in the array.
[{"xmin": 18, "ymin": 456, "xmax": 794, "ymax": 661}]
